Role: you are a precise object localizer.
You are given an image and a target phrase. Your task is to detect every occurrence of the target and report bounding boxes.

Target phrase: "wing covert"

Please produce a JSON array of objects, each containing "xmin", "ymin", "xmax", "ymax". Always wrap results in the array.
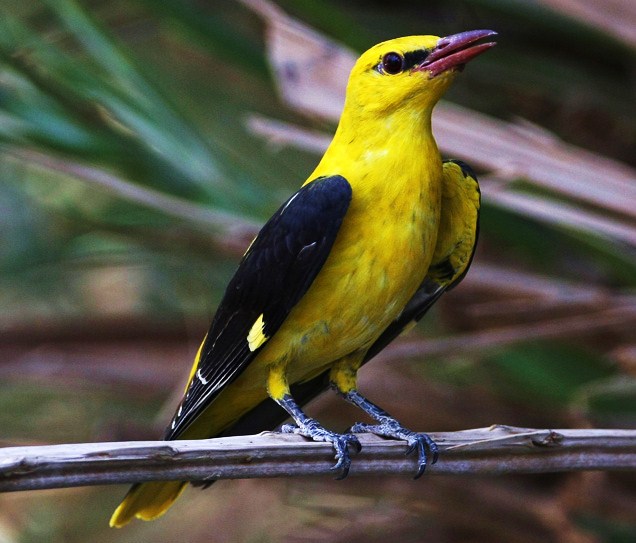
[{"xmin": 166, "ymin": 175, "xmax": 352, "ymax": 439}]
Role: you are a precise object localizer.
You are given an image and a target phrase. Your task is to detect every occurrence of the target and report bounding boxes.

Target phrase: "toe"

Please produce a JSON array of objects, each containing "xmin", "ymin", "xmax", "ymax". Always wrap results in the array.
[
  {"xmin": 409, "ymin": 433, "xmax": 438, "ymax": 479},
  {"xmin": 346, "ymin": 433, "xmax": 362, "ymax": 453},
  {"xmin": 350, "ymin": 419, "xmax": 438, "ymax": 478},
  {"xmin": 330, "ymin": 433, "xmax": 361, "ymax": 479},
  {"xmin": 279, "ymin": 423, "xmax": 299, "ymax": 434}
]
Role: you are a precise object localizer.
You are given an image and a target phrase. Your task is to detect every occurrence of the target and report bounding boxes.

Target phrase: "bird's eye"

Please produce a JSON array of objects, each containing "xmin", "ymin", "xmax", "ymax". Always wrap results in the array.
[{"xmin": 380, "ymin": 52, "xmax": 404, "ymax": 75}]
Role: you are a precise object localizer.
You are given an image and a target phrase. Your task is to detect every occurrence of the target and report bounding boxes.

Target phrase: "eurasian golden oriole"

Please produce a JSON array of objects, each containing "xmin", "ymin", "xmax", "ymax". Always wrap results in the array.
[{"xmin": 110, "ymin": 29, "xmax": 495, "ymax": 527}]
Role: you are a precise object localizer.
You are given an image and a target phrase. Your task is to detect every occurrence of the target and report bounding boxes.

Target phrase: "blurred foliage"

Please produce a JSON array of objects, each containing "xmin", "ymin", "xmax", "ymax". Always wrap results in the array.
[{"xmin": 0, "ymin": 0, "xmax": 635, "ymax": 542}]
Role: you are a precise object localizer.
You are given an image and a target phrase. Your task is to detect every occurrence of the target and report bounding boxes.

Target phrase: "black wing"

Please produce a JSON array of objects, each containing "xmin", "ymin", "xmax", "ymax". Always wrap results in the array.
[{"xmin": 166, "ymin": 175, "xmax": 352, "ymax": 439}]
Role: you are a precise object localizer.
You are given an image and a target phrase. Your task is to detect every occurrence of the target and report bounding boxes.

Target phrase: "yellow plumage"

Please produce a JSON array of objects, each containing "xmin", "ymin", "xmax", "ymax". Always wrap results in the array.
[{"xmin": 110, "ymin": 31, "xmax": 493, "ymax": 528}]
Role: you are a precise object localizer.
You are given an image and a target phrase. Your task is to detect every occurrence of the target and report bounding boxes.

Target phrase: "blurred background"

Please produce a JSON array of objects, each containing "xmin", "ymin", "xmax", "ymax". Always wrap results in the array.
[{"xmin": 0, "ymin": 0, "xmax": 635, "ymax": 541}]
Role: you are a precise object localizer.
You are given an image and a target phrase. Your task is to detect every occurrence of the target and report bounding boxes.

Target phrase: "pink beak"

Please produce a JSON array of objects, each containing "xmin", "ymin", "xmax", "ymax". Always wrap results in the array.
[{"xmin": 414, "ymin": 29, "xmax": 497, "ymax": 77}]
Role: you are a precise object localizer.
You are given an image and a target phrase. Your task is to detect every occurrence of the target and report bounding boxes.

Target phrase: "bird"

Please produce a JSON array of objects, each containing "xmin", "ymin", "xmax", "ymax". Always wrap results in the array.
[{"xmin": 110, "ymin": 29, "xmax": 494, "ymax": 528}]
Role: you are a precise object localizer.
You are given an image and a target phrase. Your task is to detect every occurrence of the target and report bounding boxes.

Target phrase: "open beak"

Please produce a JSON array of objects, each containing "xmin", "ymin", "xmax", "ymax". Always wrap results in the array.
[{"xmin": 414, "ymin": 29, "xmax": 497, "ymax": 77}]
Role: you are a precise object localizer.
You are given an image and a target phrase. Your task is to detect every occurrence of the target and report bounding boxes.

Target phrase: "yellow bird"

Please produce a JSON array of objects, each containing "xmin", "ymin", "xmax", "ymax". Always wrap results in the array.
[{"xmin": 110, "ymin": 29, "xmax": 495, "ymax": 527}]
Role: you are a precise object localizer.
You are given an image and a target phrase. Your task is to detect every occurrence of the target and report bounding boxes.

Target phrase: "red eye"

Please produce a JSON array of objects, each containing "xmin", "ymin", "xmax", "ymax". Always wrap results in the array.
[{"xmin": 381, "ymin": 52, "xmax": 404, "ymax": 75}]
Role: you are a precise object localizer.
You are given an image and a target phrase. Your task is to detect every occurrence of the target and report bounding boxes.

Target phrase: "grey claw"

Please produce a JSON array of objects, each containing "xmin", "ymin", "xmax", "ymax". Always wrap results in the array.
[
  {"xmin": 279, "ymin": 420, "xmax": 360, "ymax": 478},
  {"xmin": 350, "ymin": 421, "xmax": 438, "ymax": 478},
  {"xmin": 330, "ymin": 433, "xmax": 361, "ymax": 479}
]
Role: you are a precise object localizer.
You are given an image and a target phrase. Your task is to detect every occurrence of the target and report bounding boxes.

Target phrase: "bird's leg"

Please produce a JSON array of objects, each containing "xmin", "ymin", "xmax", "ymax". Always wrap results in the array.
[
  {"xmin": 329, "ymin": 358, "xmax": 438, "ymax": 478},
  {"xmin": 268, "ymin": 365, "xmax": 361, "ymax": 479}
]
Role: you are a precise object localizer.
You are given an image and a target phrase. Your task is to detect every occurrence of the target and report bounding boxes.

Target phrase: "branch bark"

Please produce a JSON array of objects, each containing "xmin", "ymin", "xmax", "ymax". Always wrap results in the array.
[{"xmin": 1, "ymin": 426, "xmax": 635, "ymax": 492}]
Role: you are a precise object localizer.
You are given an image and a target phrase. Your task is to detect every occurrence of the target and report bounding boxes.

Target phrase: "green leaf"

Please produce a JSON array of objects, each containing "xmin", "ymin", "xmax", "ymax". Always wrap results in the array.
[{"xmin": 486, "ymin": 343, "xmax": 613, "ymax": 406}]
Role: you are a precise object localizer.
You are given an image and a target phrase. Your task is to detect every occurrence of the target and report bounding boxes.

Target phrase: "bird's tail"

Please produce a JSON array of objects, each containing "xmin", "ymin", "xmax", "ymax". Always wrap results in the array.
[{"xmin": 109, "ymin": 481, "xmax": 187, "ymax": 528}]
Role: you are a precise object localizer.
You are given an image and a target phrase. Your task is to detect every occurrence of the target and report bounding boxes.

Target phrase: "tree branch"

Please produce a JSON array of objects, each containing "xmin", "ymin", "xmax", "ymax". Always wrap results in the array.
[{"xmin": 1, "ymin": 426, "xmax": 635, "ymax": 492}]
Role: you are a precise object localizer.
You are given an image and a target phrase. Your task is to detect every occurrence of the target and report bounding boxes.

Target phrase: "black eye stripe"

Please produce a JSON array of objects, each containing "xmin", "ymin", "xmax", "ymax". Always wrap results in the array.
[{"xmin": 403, "ymin": 49, "xmax": 430, "ymax": 70}]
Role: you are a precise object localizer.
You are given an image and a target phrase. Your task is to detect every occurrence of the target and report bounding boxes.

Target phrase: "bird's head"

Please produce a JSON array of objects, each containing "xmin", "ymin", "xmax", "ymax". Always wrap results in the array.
[{"xmin": 345, "ymin": 30, "xmax": 496, "ymax": 116}]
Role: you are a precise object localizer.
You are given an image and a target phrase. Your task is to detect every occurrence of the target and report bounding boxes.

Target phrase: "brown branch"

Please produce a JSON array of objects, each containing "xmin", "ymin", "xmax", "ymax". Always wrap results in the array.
[
  {"xmin": 537, "ymin": 0, "xmax": 636, "ymax": 49},
  {"xmin": 363, "ymin": 301, "xmax": 636, "ymax": 365},
  {"xmin": 1, "ymin": 426, "xmax": 635, "ymax": 492}
]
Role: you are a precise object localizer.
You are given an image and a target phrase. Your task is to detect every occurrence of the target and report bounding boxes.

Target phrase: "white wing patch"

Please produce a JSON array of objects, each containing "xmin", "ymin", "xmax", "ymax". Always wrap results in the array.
[
  {"xmin": 247, "ymin": 313, "xmax": 269, "ymax": 352},
  {"xmin": 280, "ymin": 192, "xmax": 299, "ymax": 214},
  {"xmin": 242, "ymin": 235, "xmax": 257, "ymax": 257},
  {"xmin": 196, "ymin": 369, "xmax": 209, "ymax": 385},
  {"xmin": 185, "ymin": 333, "xmax": 208, "ymax": 392}
]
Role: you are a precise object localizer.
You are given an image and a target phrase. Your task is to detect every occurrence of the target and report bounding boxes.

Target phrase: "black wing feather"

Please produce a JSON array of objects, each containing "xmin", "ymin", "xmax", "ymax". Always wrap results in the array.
[{"xmin": 166, "ymin": 175, "xmax": 352, "ymax": 439}]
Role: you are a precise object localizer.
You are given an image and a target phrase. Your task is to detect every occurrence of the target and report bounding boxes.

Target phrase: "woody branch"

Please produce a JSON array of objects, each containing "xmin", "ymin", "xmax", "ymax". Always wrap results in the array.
[{"xmin": 1, "ymin": 426, "xmax": 635, "ymax": 492}]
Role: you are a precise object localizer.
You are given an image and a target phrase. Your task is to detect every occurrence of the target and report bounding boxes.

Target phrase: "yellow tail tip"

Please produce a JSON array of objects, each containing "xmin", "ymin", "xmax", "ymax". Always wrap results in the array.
[{"xmin": 109, "ymin": 481, "xmax": 187, "ymax": 528}]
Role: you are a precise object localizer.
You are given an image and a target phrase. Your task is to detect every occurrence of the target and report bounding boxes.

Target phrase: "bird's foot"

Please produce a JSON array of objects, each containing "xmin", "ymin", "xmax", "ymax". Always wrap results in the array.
[
  {"xmin": 350, "ymin": 419, "xmax": 438, "ymax": 479},
  {"xmin": 281, "ymin": 418, "xmax": 361, "ymax": 479}
]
